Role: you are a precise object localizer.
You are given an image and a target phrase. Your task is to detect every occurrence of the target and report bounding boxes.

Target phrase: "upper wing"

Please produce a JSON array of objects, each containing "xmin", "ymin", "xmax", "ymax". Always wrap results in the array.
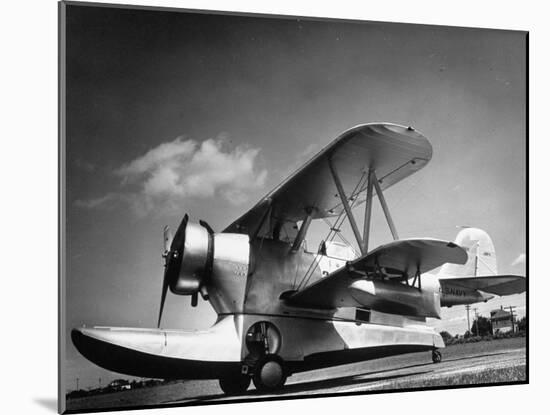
[
  {"xmin": 224, "ymin": 123, "xmax": 432, "ymax": 238},
  {"xmin": 288, "ymin": 238, "xmax": 467, "ymax": 309},
  {"xmin": 440, "ymin": 275, "xmax": 526, "ymax": 296}
]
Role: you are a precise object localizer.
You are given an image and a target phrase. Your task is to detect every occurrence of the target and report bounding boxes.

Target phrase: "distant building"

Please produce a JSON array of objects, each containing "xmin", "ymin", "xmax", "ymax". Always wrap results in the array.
[
  {"xmin": 490, "ymin": 306, "xmax": 514, "ymax": 333},
  {"xmin": 108, "ymin": 379, "xmax": 131, "ymax": 391}
]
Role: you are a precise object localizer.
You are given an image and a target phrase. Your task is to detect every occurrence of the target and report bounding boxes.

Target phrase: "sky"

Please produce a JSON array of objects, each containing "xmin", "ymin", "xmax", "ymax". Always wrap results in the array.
[{"xmin": 63, "ymin": 4, "xmax": 526, "ymax": 390}]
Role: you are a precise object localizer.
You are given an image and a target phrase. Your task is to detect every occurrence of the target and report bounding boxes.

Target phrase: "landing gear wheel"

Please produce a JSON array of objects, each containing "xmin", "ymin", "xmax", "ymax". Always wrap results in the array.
[
  {"xmin": 253, "ymin": 355, "xmax": 287, "ymax": 392},
  {"xmin": 218, "ymin": 374, "xmax": 251, "ymax": 395},
  {"xmin": 432, "ymin": 349, "xmax": 442, "ymax": 364}
]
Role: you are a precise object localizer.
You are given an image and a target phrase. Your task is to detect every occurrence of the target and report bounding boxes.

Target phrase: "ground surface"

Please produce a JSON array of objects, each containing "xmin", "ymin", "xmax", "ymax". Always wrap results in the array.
[{"xmin": 66, "ymin": 337, "xmax": 526, "ymax": 413}]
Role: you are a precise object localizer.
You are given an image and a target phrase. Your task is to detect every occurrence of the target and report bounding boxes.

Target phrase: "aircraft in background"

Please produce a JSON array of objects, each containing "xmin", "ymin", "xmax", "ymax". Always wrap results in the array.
[{"xmin": 72, "ymin": 123, "xmax": 525, "ymax": 394}]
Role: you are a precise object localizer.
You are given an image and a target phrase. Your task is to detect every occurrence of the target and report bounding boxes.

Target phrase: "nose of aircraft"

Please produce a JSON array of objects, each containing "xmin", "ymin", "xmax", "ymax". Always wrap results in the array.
[
  {"xmin": 71, "ymin": 327, "xmax": 119, "ymax": 374},
  {"xmin": 72, "ymin": 326, "xmax": 161, "ymax": 349},
  {"xmin": 71, "ymin": 326, "xmax": 170, "ymax": 378},
  {"xmin": 71, "ymin": 317, "xmax": 243, "ymax": 380},
  {"xmin": 71, "ymin": 327, "xmax": 127, "ymax": 373}
]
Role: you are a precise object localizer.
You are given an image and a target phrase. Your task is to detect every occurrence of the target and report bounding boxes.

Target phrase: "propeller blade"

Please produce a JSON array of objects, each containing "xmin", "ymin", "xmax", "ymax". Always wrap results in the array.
[
  {"xmin": 171, "ymin": 214, "xmax": 189, "ymax": 251},
  {"xmin": 163, "ymin": 225, "xmax": 173, "ymax": 253},
  {"xmin": 157, "ymin": 267, "xmax": 169, "ymax": 328},
  {"xmin": 158, "ymin": 214, "xmax": 189, "ymax": 328}
]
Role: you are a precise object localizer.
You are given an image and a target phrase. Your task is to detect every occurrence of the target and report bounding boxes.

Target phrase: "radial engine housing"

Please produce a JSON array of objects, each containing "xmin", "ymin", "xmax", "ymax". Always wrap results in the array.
[
  {"xmin": 168, "ymin": 220, "xmax": 251, "ymax": 301},
  {"xmin": 170, "ymin": 222, "xmax": 213, "ymax": 295}
]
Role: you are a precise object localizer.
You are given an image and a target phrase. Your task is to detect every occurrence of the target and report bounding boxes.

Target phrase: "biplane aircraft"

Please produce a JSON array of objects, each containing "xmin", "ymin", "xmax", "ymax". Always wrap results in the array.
[{"xmin": 72, "ymin": 123, "xmax": 526, "ymax": 394}]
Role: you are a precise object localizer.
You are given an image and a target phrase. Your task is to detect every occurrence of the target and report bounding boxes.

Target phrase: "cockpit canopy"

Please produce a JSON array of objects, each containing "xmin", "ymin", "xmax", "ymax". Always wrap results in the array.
[{"xmin": 322, "ymin": 240, "xmax": 357, "ymax": 260}]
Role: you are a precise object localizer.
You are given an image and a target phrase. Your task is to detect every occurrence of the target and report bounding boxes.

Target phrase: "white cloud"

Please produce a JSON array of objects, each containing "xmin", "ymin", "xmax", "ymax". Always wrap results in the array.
[
  {"xmin": 116, "ymin": 137, "xmax": 197, "ymax": 179},
  {"xmin": 76, "ymin": 135, "xmax": 267, "ymax": 216},
  {"xmin": 74, "ymin": 193, "xmax": 120, "ymax": 209},
  {"xmin": 511, "ymin": 253, "xmax": 526, "ymax": 267}
]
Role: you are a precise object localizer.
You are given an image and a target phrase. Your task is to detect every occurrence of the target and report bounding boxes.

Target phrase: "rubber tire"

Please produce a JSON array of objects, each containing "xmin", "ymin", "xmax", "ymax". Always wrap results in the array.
[
  {"xmin": 432, "ymin": 349, "xmax": 442, "ymax": 364},
  {"xmin": 253, "ymin": 355, "xmax": 287, "ymax": 392},
  {"xmin": 218, "ymin": 374, "xmax": 251, "ymax": 395}
]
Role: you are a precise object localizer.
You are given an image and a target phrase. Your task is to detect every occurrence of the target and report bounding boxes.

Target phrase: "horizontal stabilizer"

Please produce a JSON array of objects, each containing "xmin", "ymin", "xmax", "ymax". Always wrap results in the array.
[{"xmin": 439, "ymin": 275, "xmax": 526, "ymax": 296}]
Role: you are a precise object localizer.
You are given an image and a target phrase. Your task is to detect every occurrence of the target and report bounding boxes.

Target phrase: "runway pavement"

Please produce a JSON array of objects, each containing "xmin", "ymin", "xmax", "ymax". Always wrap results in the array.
[
  {"xmin": 66, "ymin": 337, "xmax": 526, "ymax": 412},
  {"xmin": 167, "ymin": 338, "xmax": 526, "ymax": 405}
]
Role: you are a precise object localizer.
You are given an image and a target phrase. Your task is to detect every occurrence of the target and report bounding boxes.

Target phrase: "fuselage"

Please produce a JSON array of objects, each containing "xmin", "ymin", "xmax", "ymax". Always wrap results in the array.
[
  {"xmin": 73, "ymin": 237, "xmax": 446, "ymax": 381},
  {"xmin": 439, "ymin": 281, "xmax": 494, "ymax": 307}
]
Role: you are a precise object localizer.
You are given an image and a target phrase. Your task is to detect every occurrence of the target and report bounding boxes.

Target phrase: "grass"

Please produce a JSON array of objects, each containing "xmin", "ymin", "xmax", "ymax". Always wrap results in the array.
[{"xmin": 371, "ymin": 365, "xmax": 526, "ymax": 390}]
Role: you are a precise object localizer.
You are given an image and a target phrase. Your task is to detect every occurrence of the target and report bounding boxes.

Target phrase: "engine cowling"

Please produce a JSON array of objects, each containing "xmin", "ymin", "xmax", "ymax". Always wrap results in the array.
[
  {"xmin": 169, "ymin": 221, "xmax": 213, "ymax": 295},
  {"xmin": 158, "ymin": 215, "xmax": 251, "ymax": 326}
]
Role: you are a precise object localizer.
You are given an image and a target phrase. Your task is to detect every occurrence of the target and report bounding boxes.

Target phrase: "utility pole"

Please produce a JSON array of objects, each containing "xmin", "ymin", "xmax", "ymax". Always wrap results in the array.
[
  {"xmin": 508, "ymin": 306, "xmax": 517, "ymax": 333},
  {"xmin": 99, "ymin": 377, "xmax": 102, "ymax": 389},
  {"xmin": 473, "ymin": 308, "xmax": 479, "ymax": 336},
  {"xmin": 465, "ymin": 304, "xmax": 471, "ymax": 335},
  {"xmin": 474, "ymin": 246, "xmax": 478, "ymax": 277},
  {"xmin": 76, "ymin": 377, "xmax": 79, "ymax": 391}
]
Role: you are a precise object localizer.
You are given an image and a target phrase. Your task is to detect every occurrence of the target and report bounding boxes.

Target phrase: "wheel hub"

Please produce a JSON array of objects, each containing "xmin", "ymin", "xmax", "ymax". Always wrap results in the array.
[{"xmin": 259, "ymin": 360, "xmax": 284, "ymax": 388}]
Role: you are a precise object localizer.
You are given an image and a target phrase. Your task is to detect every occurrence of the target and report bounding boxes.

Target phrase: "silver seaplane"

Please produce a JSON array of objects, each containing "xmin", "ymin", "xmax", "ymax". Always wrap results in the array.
[{"xmin": 72, "ymin": 123, "xmax": 526, "ymax": 394}]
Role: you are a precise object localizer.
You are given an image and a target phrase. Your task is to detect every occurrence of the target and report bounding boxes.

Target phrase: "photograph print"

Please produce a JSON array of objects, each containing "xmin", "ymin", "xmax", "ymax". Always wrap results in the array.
[{"xmin": 59, "ymin": 1, "xmax": 527, "ymax": 413}]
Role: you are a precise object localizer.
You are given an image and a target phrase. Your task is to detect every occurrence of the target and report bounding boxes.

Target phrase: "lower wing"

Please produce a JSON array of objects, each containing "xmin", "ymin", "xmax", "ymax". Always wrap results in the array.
[{"xmin": 288, "ymin": 238, "xmax": 467, "ymax": 317}]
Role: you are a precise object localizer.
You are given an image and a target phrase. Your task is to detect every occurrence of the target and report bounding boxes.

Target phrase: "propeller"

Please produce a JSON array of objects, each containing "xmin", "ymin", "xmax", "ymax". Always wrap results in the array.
[
  {"xmin": 157, "ymin": 214, "xmax": 188, "ymax": 328},
  {"xmin": 163, "ymin": 225, "xmax": 173, "ymax": 254}
]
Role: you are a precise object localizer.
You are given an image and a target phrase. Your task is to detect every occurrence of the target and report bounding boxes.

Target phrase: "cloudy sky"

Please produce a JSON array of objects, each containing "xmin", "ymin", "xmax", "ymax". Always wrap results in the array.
[{"xmin": 64, "ymin": 4, "xmax": 526, "ymax": 390}]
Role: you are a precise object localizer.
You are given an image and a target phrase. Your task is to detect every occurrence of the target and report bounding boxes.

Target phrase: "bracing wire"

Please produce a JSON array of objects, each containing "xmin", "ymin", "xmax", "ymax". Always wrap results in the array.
[
  {"xmin": 294, "ymin": 209, "xmax": 346, "ymax": 290},
  {"xmin": 322, "ymin": 217, "xmax": 355, "ymax": 250},
  {"xmin": 295, "ymin": 171, "xmax": 368, "ymax": 291},
  {"xmin": 476, "ymin": 255, "xmax": 497, "ymax": 275}
]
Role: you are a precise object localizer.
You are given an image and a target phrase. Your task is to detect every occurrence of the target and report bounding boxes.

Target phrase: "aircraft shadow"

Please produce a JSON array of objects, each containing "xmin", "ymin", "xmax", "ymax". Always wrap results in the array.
[
  {"xmin": 440, "ymin": 351, "xmax": 508, "ymax": 364},
  {"xmin": 164, "ymin": 351, "xmax": 511, "ymax": 404},
  {"xmin": 286, "ymin": 350, "xmax": 509, "ymax": 387},
  {"xmin": 169, "ymin": 369, "xmax": 432, "ymax": 404},
  {"xmin": 264, "ymin": 369, "xmax": 433, "ymax": 395},
  {"xmin": 355, "ymin": 350, "xmax": 508, "ymax": 375}
]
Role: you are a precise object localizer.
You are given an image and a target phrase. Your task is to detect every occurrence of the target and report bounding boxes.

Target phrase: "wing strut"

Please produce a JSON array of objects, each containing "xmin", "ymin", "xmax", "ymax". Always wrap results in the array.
[
  {"xmin": 362, "ymin": 169, "xmax": 374, "ymax": 253},
  {"xmin": 328, "ymin": 158, "xmax": 365, "ymax": 254},
  {"xmin": 372, "ymin": 170, "xmax": 399, "ymax": 241},
  {"xmin": 291, "ymin": 208, "xmax": 314, "ymax": 252},
  {"xmin": 328, "ymin": 158, "xmax": 401, "ymax": 255},
  {"xmin": 329, "ymin": 160, "xmax": 400, "ymax": 256},
  {"xmin": 410, "ymin": 266, "xmax": 422, "ymax": 290}
]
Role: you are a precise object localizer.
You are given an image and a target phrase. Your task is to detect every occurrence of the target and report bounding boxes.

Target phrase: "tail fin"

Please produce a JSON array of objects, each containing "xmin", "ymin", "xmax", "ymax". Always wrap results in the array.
[{"xmin": 439, "ymin": 227, "xmax": 497, "ymax": 278}]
